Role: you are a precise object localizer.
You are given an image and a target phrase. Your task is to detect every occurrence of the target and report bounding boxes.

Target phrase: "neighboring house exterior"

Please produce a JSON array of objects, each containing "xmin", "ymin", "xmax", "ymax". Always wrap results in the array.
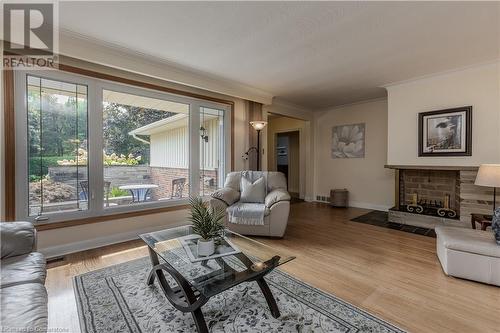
[{"xmin": 129, "ymin": 113, "xmax": 224, "ymax": 198}]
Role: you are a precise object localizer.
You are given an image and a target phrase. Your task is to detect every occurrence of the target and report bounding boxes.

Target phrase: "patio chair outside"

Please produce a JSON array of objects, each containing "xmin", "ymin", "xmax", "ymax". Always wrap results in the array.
[
  {"xmin": 80, "ymin": 181, "xmax": 113, "ymax": 207},
  {"xmin": 171, "ymin": 178, "xmax": 186, "ymax": 199}
]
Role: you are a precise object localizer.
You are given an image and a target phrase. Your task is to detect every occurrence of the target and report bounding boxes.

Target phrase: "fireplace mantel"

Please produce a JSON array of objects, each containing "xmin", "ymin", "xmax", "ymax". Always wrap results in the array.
[{"xmin": 384, "ymin": 165, "xmax": 479, "ymax": 171}]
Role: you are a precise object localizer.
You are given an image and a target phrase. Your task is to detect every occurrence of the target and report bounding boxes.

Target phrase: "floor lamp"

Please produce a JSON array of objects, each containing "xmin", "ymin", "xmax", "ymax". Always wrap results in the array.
[
  {"xmin": 474, "ymin": 164, "xmax": 500, "ymax": 215},
  {"xmin": 249, "ymin": 121, "xmax": 267, "ymax": 171}
]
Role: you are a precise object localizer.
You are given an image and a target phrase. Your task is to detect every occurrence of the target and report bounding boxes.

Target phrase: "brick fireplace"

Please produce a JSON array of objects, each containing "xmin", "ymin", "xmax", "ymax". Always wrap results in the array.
[
  {"xmin": 398, "ymin": 169, "xmax": 460, "ymax": 219},
  {"xmin": 386, "ymin": 165, "xmax": 492, "ymax": 229}
]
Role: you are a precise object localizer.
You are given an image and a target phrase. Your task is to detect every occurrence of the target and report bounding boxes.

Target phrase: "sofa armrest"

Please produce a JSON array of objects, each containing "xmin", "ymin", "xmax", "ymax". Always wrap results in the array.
[
  {"xmin": 1, "ymin": 221, "xmax": 36, "ymax": 259},
  {"xmin": 265, "ymin": 189, "xmax": 291, "ymax": 208},
  {"xmin": 210, "ymin": 187, "xmax": 240, "ymax": 206}
]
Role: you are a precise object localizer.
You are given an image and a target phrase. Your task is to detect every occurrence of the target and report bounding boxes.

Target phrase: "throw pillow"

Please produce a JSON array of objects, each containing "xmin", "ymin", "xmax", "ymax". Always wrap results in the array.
[{"xmin": 240, "ymin": 176, "xmax": 266, "ymax": 203}]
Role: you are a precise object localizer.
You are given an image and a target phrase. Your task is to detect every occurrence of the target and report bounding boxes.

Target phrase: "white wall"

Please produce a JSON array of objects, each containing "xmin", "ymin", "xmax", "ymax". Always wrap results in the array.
[
  {"xmin": 314, "ymin": 99, "xmax": 394, "ymax": 211},
  {"xmin": 387, "ymin": 62, "xmax": 500, "ymax": 166}
]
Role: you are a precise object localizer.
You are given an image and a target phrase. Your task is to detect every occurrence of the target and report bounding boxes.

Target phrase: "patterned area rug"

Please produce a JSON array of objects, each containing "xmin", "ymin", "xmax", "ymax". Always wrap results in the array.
[{"xmin": 74, "ymin": 256, "xmax": 405, "ymax": 333}]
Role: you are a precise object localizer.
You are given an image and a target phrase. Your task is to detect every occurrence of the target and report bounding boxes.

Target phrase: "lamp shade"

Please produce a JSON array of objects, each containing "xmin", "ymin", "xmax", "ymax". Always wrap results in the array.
[
  {"xmin": 474, "ymin": 164, "xmax": 500, "ymax": 187},
  {"xmin": 250, "ymin": 121, "xmax": 267, "ymax": 130}
]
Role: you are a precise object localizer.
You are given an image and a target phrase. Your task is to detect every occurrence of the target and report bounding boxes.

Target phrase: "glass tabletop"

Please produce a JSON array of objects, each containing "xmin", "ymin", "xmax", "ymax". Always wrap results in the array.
[{"xmin": 139, "ymin": 225, "xmax": 295, "ymax": 297}]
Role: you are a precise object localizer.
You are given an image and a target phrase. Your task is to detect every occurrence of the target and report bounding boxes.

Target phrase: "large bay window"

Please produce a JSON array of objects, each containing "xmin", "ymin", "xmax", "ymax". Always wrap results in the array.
[{"xmin": 14, "ymin": 69, "xmax": 231, "ymax": 224}]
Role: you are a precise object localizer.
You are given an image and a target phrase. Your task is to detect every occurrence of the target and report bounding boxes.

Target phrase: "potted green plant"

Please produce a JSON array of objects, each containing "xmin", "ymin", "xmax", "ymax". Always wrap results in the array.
[{"xmin": 188, "ymin": 196, "xmax": 226, "ymax": 256}]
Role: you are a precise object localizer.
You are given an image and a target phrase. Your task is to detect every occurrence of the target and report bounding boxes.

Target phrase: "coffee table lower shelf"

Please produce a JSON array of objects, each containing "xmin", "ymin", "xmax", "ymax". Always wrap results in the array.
[{"xmin": 146, "ymin": 247, "xmax": 281, "ymax": 333}]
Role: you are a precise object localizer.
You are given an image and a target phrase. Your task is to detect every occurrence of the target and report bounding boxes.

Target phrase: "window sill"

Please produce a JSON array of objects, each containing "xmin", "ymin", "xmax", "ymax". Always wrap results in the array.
[{"xmin": 34, "ymin": 204, "xmax": 190, "ymax": 231}]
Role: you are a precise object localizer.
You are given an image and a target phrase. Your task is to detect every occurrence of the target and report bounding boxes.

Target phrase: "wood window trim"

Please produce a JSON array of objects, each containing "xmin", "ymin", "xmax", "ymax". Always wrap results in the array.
[
  {"xmin": 59, "ymin": 64, "xmax": 235, "ymax": 106},
  {"xmin": 34, "ymin": 204, "xmax": 190, "ymax": 231},
  {"xmin": 58, "ymin": 64, "xmax": 236, "ymax": 171},
  {"xmin": 3, "ymin": 64, "xmax": 235, "ymax": 229},
  {"xmin": 3, "ymin": 70, "xmax": 15, "ymax": 221}
]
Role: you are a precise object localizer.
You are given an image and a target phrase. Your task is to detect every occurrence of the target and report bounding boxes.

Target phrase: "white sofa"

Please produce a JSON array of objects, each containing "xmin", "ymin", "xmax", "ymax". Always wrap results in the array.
[
  {"xmin": 209, "ymin": 171, "xmax": 291, "ymax": 237},
  {"xmin": 435, "ymin": 225, "xmax": 500, "ymax": 286}
]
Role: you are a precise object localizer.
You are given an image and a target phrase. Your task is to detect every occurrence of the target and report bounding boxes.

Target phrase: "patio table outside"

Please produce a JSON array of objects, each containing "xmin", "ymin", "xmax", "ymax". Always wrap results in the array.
[{"xmin": 119, "ymin": 184, "xmax": 159, "ymax": 203}]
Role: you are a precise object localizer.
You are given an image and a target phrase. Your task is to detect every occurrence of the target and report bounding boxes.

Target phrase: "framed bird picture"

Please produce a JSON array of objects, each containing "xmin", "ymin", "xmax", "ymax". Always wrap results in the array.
[{"xmin": 418, "ymin": 106, "xmax": 472, "ymax": 157}]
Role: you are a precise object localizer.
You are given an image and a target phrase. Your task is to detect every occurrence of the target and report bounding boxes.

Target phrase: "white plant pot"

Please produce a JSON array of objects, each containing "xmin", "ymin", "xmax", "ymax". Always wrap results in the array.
[{"xmin": 197, "ymin": 238, "xmax": 215, "ymax": 256}]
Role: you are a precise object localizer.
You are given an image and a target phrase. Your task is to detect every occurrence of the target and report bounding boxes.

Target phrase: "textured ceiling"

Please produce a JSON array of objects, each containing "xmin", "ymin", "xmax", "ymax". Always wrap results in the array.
[{"xmin": 59, "ymin": 1, "xmax": 499, "ymax": 109}]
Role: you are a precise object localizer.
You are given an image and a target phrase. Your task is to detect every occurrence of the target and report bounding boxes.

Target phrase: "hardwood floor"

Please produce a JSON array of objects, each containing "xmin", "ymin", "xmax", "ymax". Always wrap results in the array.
[{"xmin": 46, "ymin": 202, "xmax": 500, "ymax": 333}]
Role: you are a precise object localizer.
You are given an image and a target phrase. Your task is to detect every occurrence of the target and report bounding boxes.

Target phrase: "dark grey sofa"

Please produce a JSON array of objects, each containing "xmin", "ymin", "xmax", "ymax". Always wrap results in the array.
[{"xmin": 0, "ymin": 222, "xmax": 48, "ymax": 332}]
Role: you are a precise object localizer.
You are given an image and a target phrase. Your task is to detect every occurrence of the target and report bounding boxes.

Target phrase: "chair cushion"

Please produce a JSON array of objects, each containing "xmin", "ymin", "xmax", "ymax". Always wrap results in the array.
[
  {"xmin": 240, "ymin": 176, "xmax": 266, "ymax": 203},
  {"xmin": 435, "ymin": 226, "xmax": 500, "ymax": 258},
  {"xmin": 0, "ymin": 283, "xmax": 48, "ymax": 332},
  {"xmin": 0, "ymin": 252, "xmax": 47, "ymax": 288}
]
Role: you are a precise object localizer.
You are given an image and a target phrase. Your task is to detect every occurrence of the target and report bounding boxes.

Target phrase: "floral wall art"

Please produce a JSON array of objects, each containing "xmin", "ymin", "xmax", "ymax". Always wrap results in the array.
[{"xmin": 332, "ymin": 123, "xmax": 365, "ymax": 158}]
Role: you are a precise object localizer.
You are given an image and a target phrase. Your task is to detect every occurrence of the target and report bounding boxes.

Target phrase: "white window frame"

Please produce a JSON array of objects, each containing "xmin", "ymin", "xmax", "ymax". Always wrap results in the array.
[{"xmin": 14, "ymin": 69, "xmax": 231, "ymax": 224}]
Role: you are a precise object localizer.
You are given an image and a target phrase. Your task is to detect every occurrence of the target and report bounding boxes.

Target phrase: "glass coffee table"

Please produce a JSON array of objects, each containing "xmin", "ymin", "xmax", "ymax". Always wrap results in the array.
[{"xmin": 139, "ymin": 225, "xmax": 295, "ymax": 333}]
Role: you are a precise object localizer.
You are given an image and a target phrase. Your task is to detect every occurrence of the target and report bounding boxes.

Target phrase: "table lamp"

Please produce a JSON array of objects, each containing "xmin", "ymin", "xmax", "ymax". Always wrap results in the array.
[{"xmin": 474, "ymin": 164, "xmax": 500, "ymax": 214}]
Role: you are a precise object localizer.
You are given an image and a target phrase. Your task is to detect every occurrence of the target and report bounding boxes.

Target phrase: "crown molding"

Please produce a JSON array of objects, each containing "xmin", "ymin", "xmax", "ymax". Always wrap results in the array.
[
  {"xmin": 381, "ymin": 59, "xmax": 500, "ymax": 89},
  {"xmin": 58, "ymin": 29, "xmax": 274, "ymax": 104},
  {"xmin": 270, "ymin": 97, "xmax": 310, "ymax": 112},
  {"xmin": 263, "ymin": 97, "xmax": 313, "ymax": 121},
  {"xmin": 314, "ymin": 96, "xmax": 388, "ymax": 113}
]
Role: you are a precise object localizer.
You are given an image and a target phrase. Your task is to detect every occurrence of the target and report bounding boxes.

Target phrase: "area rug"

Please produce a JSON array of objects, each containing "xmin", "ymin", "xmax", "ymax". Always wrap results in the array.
[
  {"xmin": 74, "ymin": 256, "xmax": 405, "ymax": 333},
  {"xmin": 351, "ymin": 210, "xmax": 436, "ymax": 238}
]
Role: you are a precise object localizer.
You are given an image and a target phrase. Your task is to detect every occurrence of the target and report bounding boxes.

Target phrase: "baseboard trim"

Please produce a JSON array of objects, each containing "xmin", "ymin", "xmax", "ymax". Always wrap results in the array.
[
  {"xmin": 39, "ymin": 221, "xmax": 187, "ymax": 259},
  {"xmin": 348, "ymin": 201, "xmax": 391, "ymax": 212},
  {"xmin": 312, "ymin": 199, "xmax": 390, "ymax": 212}
]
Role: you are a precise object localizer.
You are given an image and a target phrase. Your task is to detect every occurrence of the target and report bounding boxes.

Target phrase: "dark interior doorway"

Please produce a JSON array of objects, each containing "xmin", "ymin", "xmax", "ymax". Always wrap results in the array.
[{"xmin": 276, "ymin": 131, "xmax": 300, "ymax": 198}]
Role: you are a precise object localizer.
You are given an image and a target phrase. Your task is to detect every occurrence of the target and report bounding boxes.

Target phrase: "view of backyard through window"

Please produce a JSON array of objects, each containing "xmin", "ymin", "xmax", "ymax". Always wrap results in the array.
[
  {"xmin": 27, "ymin": 75, "xmax": 88, "ymax": 216},
  {"xmin": 25, "ymin": 73, "xmax": 226, "ymax": 218},
  {"xmin": 102, "ymin": 90, "xmax": 191, "ymax": 206}
]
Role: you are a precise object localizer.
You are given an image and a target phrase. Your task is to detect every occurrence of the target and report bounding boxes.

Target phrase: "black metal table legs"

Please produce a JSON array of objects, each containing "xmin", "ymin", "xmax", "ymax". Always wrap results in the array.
[
  {"xmin": 256, "ymin": 277, "xmax": 280, "ymax": 318},
  {"xmin": 146, "ymin": 248, "xmax": 281, "ymax": 332},
  {"xmin": 146, "ymin": 247, "xmax": 209, "ymax": 332}
]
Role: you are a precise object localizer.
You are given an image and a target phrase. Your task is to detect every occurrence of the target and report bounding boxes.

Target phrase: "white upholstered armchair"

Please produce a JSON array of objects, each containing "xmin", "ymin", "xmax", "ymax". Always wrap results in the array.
[{"xmin": 209, "ymin": 171, "xmax": 291, "ymax": 237}]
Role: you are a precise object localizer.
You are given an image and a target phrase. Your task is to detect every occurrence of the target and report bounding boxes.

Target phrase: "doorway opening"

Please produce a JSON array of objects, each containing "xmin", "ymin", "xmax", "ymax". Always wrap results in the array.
[
  {"xmin": 266, "ymin": 113, "xmax": 307, "ymax": 200},
  {"xmin": 276, "ymin": 131, "xmax": 300, "ymax": 198}
]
